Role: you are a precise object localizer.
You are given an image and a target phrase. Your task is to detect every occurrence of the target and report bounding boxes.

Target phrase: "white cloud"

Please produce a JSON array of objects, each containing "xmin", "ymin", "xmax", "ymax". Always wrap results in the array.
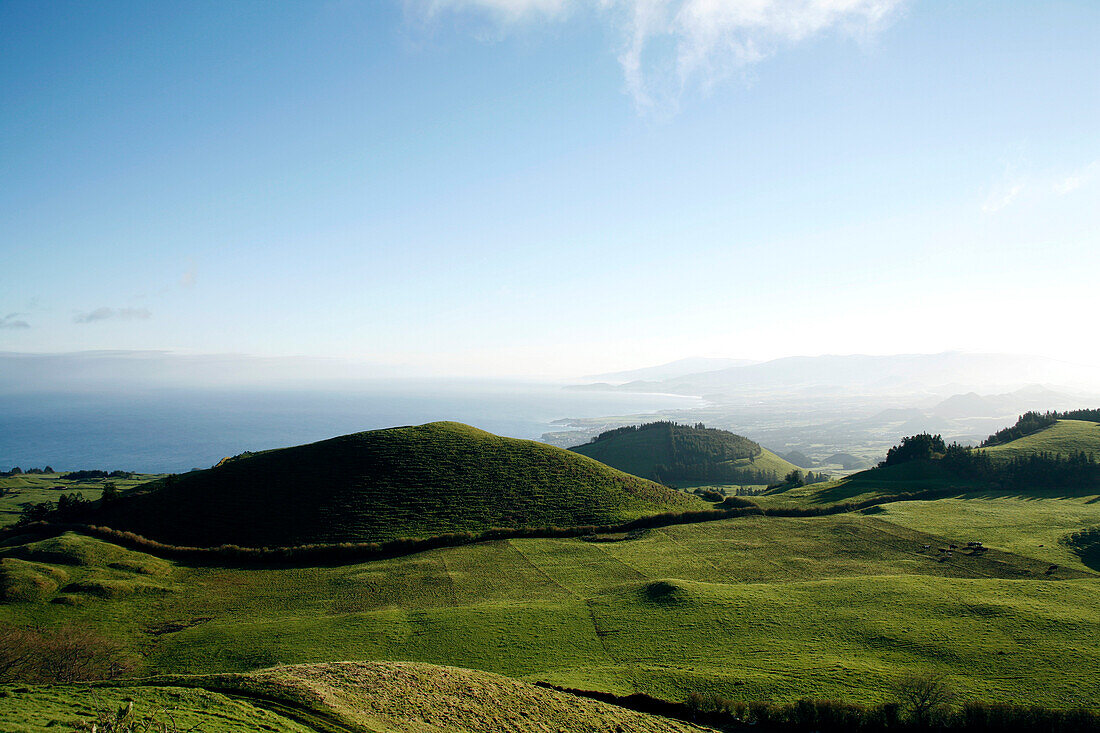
[
  {"xmin": 981, "ymin": 180, "xmax": 1025, "ymax": 214},
  {"xmin": 411, "ymin": 0, "xmax": 907, "ymax": 109},
  {"xmin": 981, "ymin": 158, "xmax": 1099, "ymax": 214},
  {"xmin": 1054, "ymin": 160, "xmax": 1099, "ymax": 195}
]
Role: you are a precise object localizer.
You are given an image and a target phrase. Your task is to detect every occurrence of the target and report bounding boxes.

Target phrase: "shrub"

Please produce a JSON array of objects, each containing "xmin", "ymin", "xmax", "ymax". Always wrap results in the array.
[{"xmin": 0, "ymin": 624, "xmax": 137, "ymax": 683}]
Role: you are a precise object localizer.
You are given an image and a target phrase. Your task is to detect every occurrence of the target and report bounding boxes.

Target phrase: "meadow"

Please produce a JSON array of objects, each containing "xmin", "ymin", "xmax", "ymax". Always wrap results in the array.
[{"xmin": 3, "ymin": 495, "xmax": 1098, "ymax": 709}]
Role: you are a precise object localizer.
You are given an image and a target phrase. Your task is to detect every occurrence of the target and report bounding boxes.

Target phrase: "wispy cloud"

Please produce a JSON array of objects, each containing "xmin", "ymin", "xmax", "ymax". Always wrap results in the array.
[
  {"xmin": 74, "ymin": 307, "xmax": 152, "ymax": 324},
  {"xmin": 1054, "ymin": 160, "xmax": 1099, "ymax": 196},
  {"xmin": 981, "ymin": 180, "xmax": 1025, "ymax": 214},
  {"xmin": 982, "ymin": 158, "xmax": 1098, "ymax": 214},
  {"xmin": 412, "ymin": 0, "xmax": 907, "ymax": 110},
  {"xmin": 180, "ymin": 266, "xmax": 197, "ymax": 288},
  {"xmin": 0, "ymin": 313, "xmax": 30, "ymax": 330}
]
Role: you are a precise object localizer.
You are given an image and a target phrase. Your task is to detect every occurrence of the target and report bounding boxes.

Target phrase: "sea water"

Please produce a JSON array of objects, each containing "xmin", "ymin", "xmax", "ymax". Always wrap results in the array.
[{"xmin": 0, "ymin": 382, "xmax": 697, "ymax": 472}]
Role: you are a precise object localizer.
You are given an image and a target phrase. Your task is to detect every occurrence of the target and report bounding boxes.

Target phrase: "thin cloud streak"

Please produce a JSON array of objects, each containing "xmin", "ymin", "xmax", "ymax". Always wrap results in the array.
[
  {"xmin": 0, "ymin": 313, "xmax": 30, "ymax": 330},
  {"xmin": 74, "ymin": 307, "xmax": 152, "ymax": 324}
]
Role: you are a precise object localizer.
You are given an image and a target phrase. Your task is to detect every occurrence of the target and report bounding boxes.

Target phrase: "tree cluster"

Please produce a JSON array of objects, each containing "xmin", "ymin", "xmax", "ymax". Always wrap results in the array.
[
  {"xmin": 16, "ymin": 492, "xmax": 93, "ymax": 526},
  {"xmin": 877, "ymin": 433, "xmax": 1100, "ymax": 490},
  {"xmin": 60, "ymin": 469, "xmax": 133, "ymax": 480},
  {"xmin": 880, "ymin": 433, "xmax": 949, "ymax": 467}
]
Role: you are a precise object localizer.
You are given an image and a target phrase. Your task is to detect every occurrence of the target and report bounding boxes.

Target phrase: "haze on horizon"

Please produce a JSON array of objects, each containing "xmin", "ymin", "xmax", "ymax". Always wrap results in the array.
[{"xmin": 3, "ymin": 1, "xmax": 1099, "ymax": 379}]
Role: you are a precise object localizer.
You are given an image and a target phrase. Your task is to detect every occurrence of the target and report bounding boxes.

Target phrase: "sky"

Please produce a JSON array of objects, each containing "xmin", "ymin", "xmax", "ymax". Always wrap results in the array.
[{"xmin": 2, "ymin": 0, "xmax": 1099, "ymax": 378}]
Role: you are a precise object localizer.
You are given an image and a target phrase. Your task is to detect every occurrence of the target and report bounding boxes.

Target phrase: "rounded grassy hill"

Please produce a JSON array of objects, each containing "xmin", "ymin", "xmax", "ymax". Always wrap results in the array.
[
  {"xmin": 570, "ymin": 421, "xmax": 798, "ymax": 486},
  {"xmin": 93, "ymin": 422, "xmax": 702, "ymax": 547},
  {"xmin": 979, "ymin": 419, "xmax": 1100, "ymax": 462}
]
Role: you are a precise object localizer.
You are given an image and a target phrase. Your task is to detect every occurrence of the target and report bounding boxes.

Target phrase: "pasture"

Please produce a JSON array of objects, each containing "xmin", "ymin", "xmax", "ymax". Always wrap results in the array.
[{"xmin": 3, "ymin": 495, "xmax": 1098, "ymax": 709}]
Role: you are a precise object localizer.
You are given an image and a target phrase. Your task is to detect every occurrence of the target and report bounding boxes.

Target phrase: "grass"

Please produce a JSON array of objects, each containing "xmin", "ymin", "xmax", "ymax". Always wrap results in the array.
[
  {"xmin": 94, "ymin": 422, "xmax": 704, "ymax": 547},
  {"xmin": 0, "ymin": 661, "xmax": 706, "ymax": 733},
  {"xmin": 0, "ymin": 472, "xmax": 163, "ymax": 528},
  {"xmin": 0, "ymin": 534, "xmax": 171, "ymax": 608},
  {"xmin": 3, "ymin": 494, "xmax": 1098, "ymax": 709},
  {"xmin": 866, "ymin": 493, "xmax": 1100, "ymax": 571},
  {"xmin": 978, "ymin": 419, "xmax": 1100, "ymax": 462},
  {"xmin": 0, "ymin": 683, "xmax": 318, "ymax": 733}
]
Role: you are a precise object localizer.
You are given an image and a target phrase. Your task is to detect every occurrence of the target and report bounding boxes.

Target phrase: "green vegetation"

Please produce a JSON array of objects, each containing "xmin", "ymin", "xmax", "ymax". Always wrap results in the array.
[
  {"xmin": 3, "ymin": 503, "xmax": 1098, "ymax": 709},
  {"xmin": 1, "ymin": 661, "xmax": 704, "ymax": 733},
  {"xmin": 0, "ymin": 472, "xmax": 163, "ymax": 529},
  {"xmin": 980, "ymin": 409, "xmax": 1100, "ymax": 448},
  {"xmin": 0, "ymin": 684, "xmax": 318, "ymax": 733},
  {"xmin": 979, "ymin": 419, "xmax": 1100, "ymax": 462},
  {"xmin": 4, "ymin": 412, "xmax": 1100, "ymax": 727},
  {"xmin": 91, "ymin": 422, "xmax": 701, "ymax": 547},
  {"xmin": 571, "ymin": 421, "xmax": 799, "ymax": 485}
]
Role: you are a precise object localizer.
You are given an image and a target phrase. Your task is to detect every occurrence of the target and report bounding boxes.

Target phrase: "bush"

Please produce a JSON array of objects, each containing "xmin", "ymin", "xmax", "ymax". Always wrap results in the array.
[{"xmin": 0, "ymin": 624, "xmax": 137, "ymax": 683}]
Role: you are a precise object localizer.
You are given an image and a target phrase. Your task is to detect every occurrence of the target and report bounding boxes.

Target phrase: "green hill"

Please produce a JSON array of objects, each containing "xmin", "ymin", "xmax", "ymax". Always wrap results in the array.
[
  {"xmin": 4, "ymin": 496, "xmax": 1100, "ymax": 709},
  {"xmin": 570, "ymin": 421, "xmax": 799, "ymax": 485},
  {"xmin": 1, "ymin": 661, "xmax": 705, "ymax": 733},
  {"xmin": 92, "ymin": 421, "xmax": 702, "ymax": 547},
  {"xmin": 979, "ymin": 419, "xmax": 1100, "ymax": 462}
]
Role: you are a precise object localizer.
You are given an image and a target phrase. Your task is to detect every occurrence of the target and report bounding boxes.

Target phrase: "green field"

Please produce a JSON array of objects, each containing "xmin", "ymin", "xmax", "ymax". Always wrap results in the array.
[
  {"xmin": 0, "ymin": 473, "xmax": 164, "ymax": 529},
  {"xmin": 4, "ymin": 496, "xmax": 1098, "ymax": 709}
]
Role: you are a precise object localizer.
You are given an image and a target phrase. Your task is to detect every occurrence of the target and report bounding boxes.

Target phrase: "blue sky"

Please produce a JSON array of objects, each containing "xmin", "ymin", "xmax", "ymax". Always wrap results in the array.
[{"xmin": 2, "ymin": 0, "xmax": 1098, "ymax": 377}]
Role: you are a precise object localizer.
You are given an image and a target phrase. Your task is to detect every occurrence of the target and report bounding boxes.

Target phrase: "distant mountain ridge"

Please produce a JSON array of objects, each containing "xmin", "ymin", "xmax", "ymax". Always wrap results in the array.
[
  {"xmin": 584, "ymin": 357, "xmax": 757, "ymax": 385},
  {"xmin": 584, "ymin": 353, "xmax": 1100, "ymax": 399}
]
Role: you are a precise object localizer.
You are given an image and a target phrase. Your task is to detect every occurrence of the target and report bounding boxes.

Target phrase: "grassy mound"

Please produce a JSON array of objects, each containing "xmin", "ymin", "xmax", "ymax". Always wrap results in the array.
[
  {"xmin": 154, "ymin": 661, "xmax": 705, "ymax": 733},
  {"xmin": 570, "ymin": 421, "xmax": 798, "ymax": 485},
  {"xmin": 0, "ymin": 662, "xmax": 705, "ymax": 733},
  {"xmin": 0, "ymin": 684, "xmax": 317, "ymax": 733},
  {"xmin": 979, "ymin": 419, "xmax": 1100, "ymax": 462},
  {"xmin": 0, "ymin": 558, "xmax": 67, "ymax": 602},
  {"xmin": 0, "ymin": 532, "xmax": 171, "ymax": 605},
  {"xmin": 95, "ymin": 422, "xmax": 702, "ymax": 547}
]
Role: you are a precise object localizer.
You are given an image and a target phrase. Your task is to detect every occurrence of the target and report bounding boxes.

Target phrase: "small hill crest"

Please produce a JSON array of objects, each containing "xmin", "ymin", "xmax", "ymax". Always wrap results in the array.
[{"xmin": 92, "ymin": 421, "xmax": 700, "ymax": 548}]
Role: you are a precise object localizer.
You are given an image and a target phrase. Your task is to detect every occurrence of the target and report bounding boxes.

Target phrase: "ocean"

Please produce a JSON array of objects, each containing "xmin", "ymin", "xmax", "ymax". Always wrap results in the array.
[{"xmin": 0, "ymin": 382, "xmax": 697, "ymax": 473}]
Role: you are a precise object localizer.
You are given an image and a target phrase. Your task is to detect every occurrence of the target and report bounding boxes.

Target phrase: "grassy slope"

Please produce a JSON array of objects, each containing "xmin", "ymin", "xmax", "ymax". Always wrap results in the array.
[
  {"xmin": 870, "ymin": 494, "xmax": 1100, "ymax": 571},
  {"xmin": 0, "ymin": 684, "xmax": 317, "ymax": 733},
  {"xmin": 94, "ymin": 422, "xmax": 703, "ymax": 547},
  {"xmin": 979, "ymin": 419, "xmax": 1100, "ymax": 462},
  {"xmin": 4, "ymin": 497, "xmax": 1099, "ymax": 708},
  {"xmin": 1, "ymin": 662, "xmax": 707, "ymax": 733},
  {"xmin": 571, "ymin": 425, "xmax": 799, "ymax": 482},
  {"xmin": 756, "ymin": 419, "xmax": 1100, "ymax": 509},
  {"xmin": 0, "ymin": 473, "xmax": 164, "ymax": 528}
]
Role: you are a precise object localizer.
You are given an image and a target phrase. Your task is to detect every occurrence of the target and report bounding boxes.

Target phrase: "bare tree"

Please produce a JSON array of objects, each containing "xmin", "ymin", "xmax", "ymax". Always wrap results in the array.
[{"xmin": 895, "ymin": 671, "xmax": 955, "ymax": 724}]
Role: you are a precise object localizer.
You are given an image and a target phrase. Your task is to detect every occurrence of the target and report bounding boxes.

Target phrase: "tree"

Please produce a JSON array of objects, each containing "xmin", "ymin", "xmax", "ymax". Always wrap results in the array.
[
  {"xmin": 784, "ymin": 469, "xmax": 804, "ymax": 487},
  {"xmin": 895, "ymin": 672, "xmax": 954, "ymax": 724},
  {"xmin": 101, "ymin": 481, "xmax": 120, "ymax": 506}
]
